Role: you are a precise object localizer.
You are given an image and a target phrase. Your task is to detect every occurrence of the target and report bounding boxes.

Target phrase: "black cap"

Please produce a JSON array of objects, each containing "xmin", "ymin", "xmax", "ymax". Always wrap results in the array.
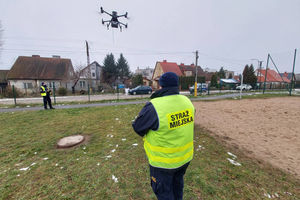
[{"xmin": 159, "ymin": 72, "xmax": 179, "ymax": 88}]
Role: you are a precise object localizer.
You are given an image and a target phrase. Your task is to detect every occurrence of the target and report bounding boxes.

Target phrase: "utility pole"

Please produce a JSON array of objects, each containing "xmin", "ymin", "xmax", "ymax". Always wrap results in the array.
[
  {"xmin": 86, "ymin": 40, "xmax": 91, "ymax": 101},
  {"xmin": 252, "ymin": 59, "xmax": 263, "ymax": 90},
  {"xmin": 194, "ymin": 50, "xmax": 199, "ymax": 97},
  {"xmin": 263, "ymin": 54, "xmax": 270, "ymax": 94},
  {"xmin": 289, "ymin": 49, "xmax": 297, "ymax": 96},
  {"xmin": 258, "ymin": 61, "xmax": 263, "ymax": 90}
]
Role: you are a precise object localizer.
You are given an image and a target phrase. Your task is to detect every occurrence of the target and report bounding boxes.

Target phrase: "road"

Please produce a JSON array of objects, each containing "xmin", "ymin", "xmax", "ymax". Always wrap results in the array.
[
  {"xmin": 0, "ymin": 90, "xmax": 237, "ymax": 105},
  {"xmin": 0, "ymin": 92, "xmax": 273, "ymax": 113},
  {"xmin": 1, "ymin": 90, "xmax": 298, "ymax": 113}
]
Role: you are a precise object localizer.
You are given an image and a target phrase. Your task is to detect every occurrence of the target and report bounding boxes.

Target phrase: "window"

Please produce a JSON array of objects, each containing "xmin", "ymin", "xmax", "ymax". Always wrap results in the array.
[
  {"xmin": 27, "ymin": 83, "xmax": 33, "ymax": 89},
  {"xmin": 23, "ymin": 83, "xmax": 33, "ymax": 89},
  {"xmin": 92, "ymin": 72, "xmax": 96, "ymax": 77},
  {"xmin": 185, "ymin": 71, "xmax": 192, "ymax": 77},
  {"xmin": 79, "ymin": 81, "xmax": 86, "ymax": 88}
]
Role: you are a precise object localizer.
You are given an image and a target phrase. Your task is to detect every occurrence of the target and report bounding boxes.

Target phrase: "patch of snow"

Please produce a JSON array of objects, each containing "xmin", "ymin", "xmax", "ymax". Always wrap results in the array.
[
  {"xmin": 19, "ymin": 167, "xmax": 30, "ymax": 171},
  {"xmin": 122, "ymin": 138, "xmax": 126, "ymax": 141},
  {"xmin": 107, "ymin": 134, "xmax": 114, "ymax": 138},
  {"xmin": 97, "ymin": 163, "xmax": 100, "ymax": 166},
  {"xmin": 227, "ymin": 152, "xmax": 237, "ymax": 159},
  {"xmin": 132, "ymin": 143, "xmax": 138, "ymax": 146},
  {"xmin": 196, "ymin": 145, "xmax": 205, "ymax": 151},
  {"xmin": 112, "ymin": 175, "xmax": 118, "ymax": 183},
  {"xmin": 83, "ymin": 152, "xmax": 87, "ymax": 154},
  {"xmin": 43, "ymin": 157, "xmax": 49, "ymax": 160},
  {"xmin": 76, "ymin": 158, "xmax": 79, "ymax": 161},
  {"xmin": 15, "ymin": 163, "xmax": 22, "ymax": 166},
  {"xmin": 115, "ymin": 144, "xmax": 119, "ymax": 148},
  {"xmin": 264, "ymin": 193, "xmax": 272, "ymax": 199},
  {"xmin": 60, "ymin": 167, "xmax": 64, "ymax": 169},
  {"xmin": 105, "ymin": 155, "xmax": 112, "ymax": 159},
  {"xmin": 83, "ymin": 147, "xmax": 86, "ymax": 150},
  {"xmin": 30, "ymin": 162, "xmax": 36, "ymax": 166},
  {"xmin": 111, "ymin": 149, "xmax": 116, "ymax": 153},
  {"xmin": 55, "ymin": 163, "xmax": 59, "ymax": 166},
  {"xmin": 26, "ymin": 105, "xmax": 30, "ymax": 108},
  {"xmin": 274, "ymin": 193, "xmax": 279, "ymax": 197},
  {"xmin": 115, "ymin": 118, "xmax": 119, "ymax": 121},
  {"xmin": 17, "ymin": 174, "xmax": 20, "ymax": 177},
  {"xmin": 227, "ymin": 158, "xmax": 241, "ymax": 166},
  {"xmin": 34, "ymin": 152, "xmax": 37, "ymax": 155}
]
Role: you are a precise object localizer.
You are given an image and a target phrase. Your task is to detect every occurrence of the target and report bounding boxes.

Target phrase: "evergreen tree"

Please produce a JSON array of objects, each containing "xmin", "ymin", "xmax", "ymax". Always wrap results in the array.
[
  {"xmin": 228, "ymin": 73, "xmax": 233, "ymax": 79},
  {"xmin": 218, "ymin": 67, "xmax": 226, "ymax": 79},
  {"xmin": 243, "ymin": 64, "xmax": 257, "ymax": 87},
  {"xmin": 102, "ymin": 53, "xmax": 118, "ymax": 84},
  {"xmin": 116, "ymin": 53, "xmax": 130, "ymax": 81},
  {"xmin": 132, "ymin": 74, "xmax": 143, "ymax": 87},
  {"xmin": 210, "ymin": 73, "xmax": 218, "ymax": 87}
]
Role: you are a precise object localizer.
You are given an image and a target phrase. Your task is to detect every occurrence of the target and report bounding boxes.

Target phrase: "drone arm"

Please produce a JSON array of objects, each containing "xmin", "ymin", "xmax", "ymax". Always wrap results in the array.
[
  {"xmin": 100, "ymin": 7, "xmax": 113, "ymax": 16},
  {"xmin": 117, "ymin": 13, "xmax": 128, "ymax": 18}
]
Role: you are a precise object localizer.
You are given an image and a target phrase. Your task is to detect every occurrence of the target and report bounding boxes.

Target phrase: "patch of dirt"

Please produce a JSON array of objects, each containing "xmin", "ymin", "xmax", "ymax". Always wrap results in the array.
[{"xmin": 193, "ymin": 97, "xmax": 300, "ymax": 179}]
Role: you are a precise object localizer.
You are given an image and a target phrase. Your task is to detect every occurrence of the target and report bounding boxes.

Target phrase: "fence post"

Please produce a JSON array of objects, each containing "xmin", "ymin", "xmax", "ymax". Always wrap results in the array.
[
  {"xmin": 208, "ymin": 84, "xmax": 210, "ymax": 95},
  {"xmin": 12, "ymin": 85, "xmax": 17, "ymax": 106},
  {"xmin": 53, "ymin": 84, "xmax": 56, "ymax": 104},
  {"xmin": 87, "ymin": 84, "xmax": 90, "ymax": 102}
]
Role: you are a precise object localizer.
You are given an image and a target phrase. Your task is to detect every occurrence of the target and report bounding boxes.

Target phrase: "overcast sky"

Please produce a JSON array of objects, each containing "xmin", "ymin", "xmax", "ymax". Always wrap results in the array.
[{"xmin": 0, "ymin": 0, "xmax": 300, "ymax": 74}]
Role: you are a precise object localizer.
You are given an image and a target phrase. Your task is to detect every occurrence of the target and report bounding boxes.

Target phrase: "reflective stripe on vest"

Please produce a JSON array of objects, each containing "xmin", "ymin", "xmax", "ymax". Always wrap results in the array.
[
  {"xmin": 40, "ymin": 86, "xmax": 46, "ymax": 96},
  {"xmin": 144, "ymin": 95, "xmax": 194, "ymax": 169}
]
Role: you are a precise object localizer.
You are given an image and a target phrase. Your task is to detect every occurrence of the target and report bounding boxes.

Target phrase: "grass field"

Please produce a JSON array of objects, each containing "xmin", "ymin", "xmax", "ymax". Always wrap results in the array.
[{"xmin": 0, "ymin": 103, "xmax": 299, "ymax": 199}]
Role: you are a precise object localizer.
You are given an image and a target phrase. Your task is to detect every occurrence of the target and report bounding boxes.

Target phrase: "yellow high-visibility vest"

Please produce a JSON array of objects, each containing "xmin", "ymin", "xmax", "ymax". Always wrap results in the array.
[
  {"xmin": 144, "ymin": 95, "xmax": 194, "ymax": 169},
  {"xmin": 40, "ymin": 86, "xmax": 46, "ymax": 96}
]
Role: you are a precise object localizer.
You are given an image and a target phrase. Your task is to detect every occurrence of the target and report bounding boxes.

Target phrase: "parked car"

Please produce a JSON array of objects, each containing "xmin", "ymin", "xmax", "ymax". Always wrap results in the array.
[
  {"xmin": 189, "ymin": 83, "xmax": 207, "ymax": 94},
  {"xmin": 129, "ymin": 86, "xmax": 152, "ymax": 95},
  {"xmin": 236, "ymin": 84, "xmax": 252, "ymax": 91}
]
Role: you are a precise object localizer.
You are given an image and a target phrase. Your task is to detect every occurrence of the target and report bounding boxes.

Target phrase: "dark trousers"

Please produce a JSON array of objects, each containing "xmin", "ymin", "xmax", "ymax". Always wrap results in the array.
[
  {"xmin": 149, "ymin": 162, "xmax": 190, "ymax": 200},
  {"xmin": 43, "ymin": 95, "xmax": 53, "ymax": 109}
]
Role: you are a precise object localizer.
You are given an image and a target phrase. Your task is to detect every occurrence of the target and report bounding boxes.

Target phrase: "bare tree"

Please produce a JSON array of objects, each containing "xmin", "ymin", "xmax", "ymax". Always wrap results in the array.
[
  {"xmin": 0, "ymin": 21, "xmax": 3, "ymax": 57},
  {"xmin": 72, "ymin": 64, "xmax": 85, "ymax": 93}
]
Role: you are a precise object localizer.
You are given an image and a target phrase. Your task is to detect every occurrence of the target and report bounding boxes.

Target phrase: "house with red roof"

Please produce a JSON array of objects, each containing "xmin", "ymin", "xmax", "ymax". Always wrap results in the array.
[
  {"xmin": 152, "ymin": 60, "xmax": 210, "ymax": 89},
  {"xmin": 256, "ymin": 68, "xmax": 290, "ymax": 88},
  {"xmin": 152, "ymin": 60, "xmax": 183, "ymax": 89}
]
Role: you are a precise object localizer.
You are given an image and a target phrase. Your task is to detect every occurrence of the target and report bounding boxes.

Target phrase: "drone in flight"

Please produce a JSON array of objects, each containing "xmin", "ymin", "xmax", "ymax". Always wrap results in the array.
[{"xmin": 100, "ymin": 7, "xmax": 128, "ymax": 31}]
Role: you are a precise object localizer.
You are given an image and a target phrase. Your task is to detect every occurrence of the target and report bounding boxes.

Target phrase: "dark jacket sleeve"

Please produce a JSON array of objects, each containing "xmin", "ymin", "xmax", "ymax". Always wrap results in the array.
[{"xmin": 132, "ymin": 102, "xmax": 158, "ymax": 137}]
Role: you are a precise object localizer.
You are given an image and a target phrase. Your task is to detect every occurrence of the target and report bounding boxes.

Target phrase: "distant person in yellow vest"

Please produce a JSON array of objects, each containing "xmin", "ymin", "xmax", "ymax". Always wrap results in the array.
[
  {"xmin": 132, "ymin": 72, "xmax": 194, "ymax": 200},
  {"xmin": 40, "ymin": 82, "xmax": 54, "ymax": 110}
]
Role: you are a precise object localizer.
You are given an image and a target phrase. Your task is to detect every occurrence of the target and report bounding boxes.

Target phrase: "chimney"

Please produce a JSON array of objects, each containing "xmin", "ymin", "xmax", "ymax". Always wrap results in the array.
[
  {"xmin": 52, "ymin": 55, "xmax": 61, "ymax": 58},
  {"xmin": 32, "ymin": 55, "xmax": 40, "ymax": 57}
]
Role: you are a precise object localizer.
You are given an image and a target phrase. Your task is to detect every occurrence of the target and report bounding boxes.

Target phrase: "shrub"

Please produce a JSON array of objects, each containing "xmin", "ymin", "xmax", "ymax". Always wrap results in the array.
[
  {"xmin": 4, "ymin": 86, "xmax": 23, "ymax": 98},
  {"xmin": 58, "ymin": 87, "xmax": 67, "ymax": 96}
]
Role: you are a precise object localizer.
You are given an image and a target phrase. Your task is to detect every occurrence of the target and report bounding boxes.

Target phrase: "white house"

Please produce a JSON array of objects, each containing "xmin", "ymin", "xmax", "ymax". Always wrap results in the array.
[{"xmin": 7, "ymin": 55, "xmax": 75, "ymax": 94}]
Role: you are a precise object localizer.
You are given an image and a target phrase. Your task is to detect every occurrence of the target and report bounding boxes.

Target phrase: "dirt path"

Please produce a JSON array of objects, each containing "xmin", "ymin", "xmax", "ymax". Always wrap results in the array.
[{"xmin": 193, "ymin": 97, "xmax": 300, "ymax": 179}]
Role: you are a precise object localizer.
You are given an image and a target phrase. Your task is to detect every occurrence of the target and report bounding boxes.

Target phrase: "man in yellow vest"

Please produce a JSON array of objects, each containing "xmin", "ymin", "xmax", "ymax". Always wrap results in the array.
[
  {"xmin": 40, "ymin": 82, "xmax": 54, "ymax": 110},
  {"xmin": 132, "ymin": 72, "xmax": 194, "ymax": 200}
]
